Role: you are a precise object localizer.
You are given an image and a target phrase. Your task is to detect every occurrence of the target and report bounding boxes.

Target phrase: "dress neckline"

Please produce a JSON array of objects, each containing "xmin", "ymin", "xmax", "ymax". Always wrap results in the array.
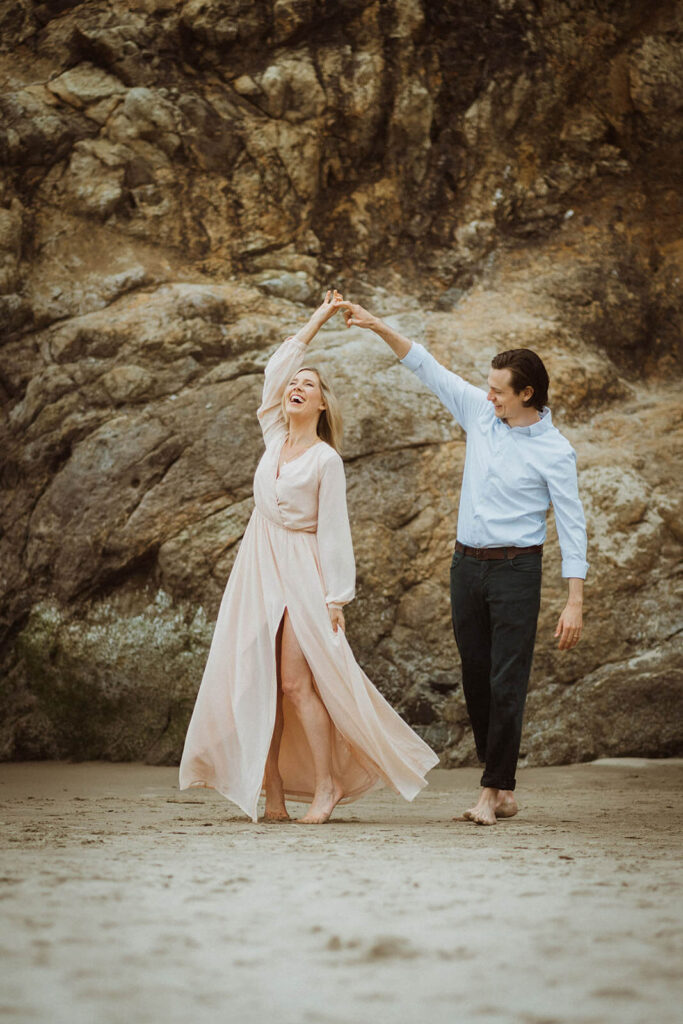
[{"xmin": 276, "ymin": 437, "xmax": 323, "ymax": 479}]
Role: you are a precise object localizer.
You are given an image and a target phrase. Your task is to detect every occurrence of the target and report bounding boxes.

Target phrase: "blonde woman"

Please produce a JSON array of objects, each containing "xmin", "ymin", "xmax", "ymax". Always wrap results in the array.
[{"xmin": 179, "ymin": 291, "xmax": 438, "ymax": 823}]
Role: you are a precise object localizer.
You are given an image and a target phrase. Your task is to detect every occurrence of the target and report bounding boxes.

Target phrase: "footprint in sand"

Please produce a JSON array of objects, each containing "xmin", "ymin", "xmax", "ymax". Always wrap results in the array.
[{"xmin": 365, "ymin": 936, "xmax": 420, "ymax": 960}]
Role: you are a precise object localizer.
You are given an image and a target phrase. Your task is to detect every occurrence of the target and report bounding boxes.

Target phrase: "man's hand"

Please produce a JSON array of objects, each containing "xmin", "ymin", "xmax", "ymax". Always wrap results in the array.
[
  {"xmin": 339, "ymin": 301, "xmax": 378, "ymax": 330},
  {"xmin": 555, "ymin": 577, "xmax": 584, "ymax": 650},
  {"xmin": 328, "ymin": 605, "xmax": 345, "ymax": 633},
  {"xmin": 339, "ymin": 302, "xmax": 413, "ymax": 359},
  {"xmin": 554, "ymin": 590, "xmax": 583, "ymax": 650}
]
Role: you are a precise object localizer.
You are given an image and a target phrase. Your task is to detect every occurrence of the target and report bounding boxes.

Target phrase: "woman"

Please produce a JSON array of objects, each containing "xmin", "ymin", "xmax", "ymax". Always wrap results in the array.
[{"xmin": 179, "ymin": 291, "xmax": 439, "ymax": 823}]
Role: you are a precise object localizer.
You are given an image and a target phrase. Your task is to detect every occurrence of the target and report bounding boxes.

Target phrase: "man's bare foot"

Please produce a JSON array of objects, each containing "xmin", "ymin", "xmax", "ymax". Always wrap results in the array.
[
  {"xmin": 461, "ymin": 792, "xmax": 486, "ymax": 821},
  {"xmin": 458, "ymin": 788, "xmax": 519, "ymax": 826},
  {"xmin": 495, "ymin": 791, "xmax": 519, "ymax": 819},
  {"xmin": 297, "ymin": 778, "xmax": 344, "ymax": 824}
]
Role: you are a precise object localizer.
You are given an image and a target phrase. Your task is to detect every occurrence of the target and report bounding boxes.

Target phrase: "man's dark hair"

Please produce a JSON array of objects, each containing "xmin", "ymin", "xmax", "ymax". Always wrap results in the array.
[{"xmin": 491, "ymin": 349, "xmax": 549, "ymax": 411}]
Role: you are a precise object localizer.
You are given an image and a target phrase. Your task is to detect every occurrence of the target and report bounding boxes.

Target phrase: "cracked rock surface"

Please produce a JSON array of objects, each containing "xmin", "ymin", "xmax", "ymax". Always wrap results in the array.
[{"xmin": 1, "ymin": 0, "xmax": 681, "ymax": 766}]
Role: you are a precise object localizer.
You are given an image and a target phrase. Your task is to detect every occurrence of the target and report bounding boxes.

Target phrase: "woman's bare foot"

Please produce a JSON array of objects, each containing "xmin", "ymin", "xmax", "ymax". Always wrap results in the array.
[
  {"xmin": 297, "ymin": 778, "xmax": 344, "ymax": 824},
  {"xmin": 263, "ymin": 809, "xmax": 290, "ymax": 822},
  {"xmin": 458, "ymin": 788, "xmax": 519, "ymax": 826},
  {"xmin": 263, "ymin": 775, "xmax": 290, "ymax": 822}
]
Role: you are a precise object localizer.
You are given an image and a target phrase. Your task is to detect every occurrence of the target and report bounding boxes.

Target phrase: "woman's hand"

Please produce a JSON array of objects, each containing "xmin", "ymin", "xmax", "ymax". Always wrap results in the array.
[
  {"xmin": 328, "ymin": 605, "xmax": 345, "ymax": 633},
  {"xmin": 312, "ymin": 289, "xmax": 345, "ymax": 325},
  {"xmin": 297, "ymin": 290, "xmax": 346, "ymax": 346}
]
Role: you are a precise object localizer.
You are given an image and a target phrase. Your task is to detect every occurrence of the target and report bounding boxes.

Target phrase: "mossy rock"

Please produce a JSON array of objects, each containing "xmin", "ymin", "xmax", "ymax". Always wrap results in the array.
[{"xmin": 11, "ymin": 593, "xmax": 212, "ymax": 762}]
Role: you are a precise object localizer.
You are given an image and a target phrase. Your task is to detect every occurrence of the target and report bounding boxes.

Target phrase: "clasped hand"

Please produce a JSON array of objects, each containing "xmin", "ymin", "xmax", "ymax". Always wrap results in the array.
[
  {"xmin": 312, "ymin": 289, "xmax": 346, "ymax": 323},
  {"xmin": 311, "ymin": 291, "xmax": 375, "ymax": 330}
]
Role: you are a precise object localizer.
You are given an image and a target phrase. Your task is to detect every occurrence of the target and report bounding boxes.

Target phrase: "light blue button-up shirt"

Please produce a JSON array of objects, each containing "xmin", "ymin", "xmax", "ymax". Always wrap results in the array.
[{"xmin": 402, "ymin": 342, "xmax": 589, "ymax": 579}]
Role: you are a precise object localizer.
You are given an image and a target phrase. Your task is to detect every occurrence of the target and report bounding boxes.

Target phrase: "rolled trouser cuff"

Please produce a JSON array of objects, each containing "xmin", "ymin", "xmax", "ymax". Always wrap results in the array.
[{"xmin": 481, "ymin": 771, "xmax": 516, "ymax": 791}]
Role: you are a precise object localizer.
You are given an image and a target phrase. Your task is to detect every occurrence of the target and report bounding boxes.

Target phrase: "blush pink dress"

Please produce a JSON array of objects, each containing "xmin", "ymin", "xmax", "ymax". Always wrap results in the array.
[{"xmin": 178, "ymin": 332, "xmax": 439, "ymax": 820}]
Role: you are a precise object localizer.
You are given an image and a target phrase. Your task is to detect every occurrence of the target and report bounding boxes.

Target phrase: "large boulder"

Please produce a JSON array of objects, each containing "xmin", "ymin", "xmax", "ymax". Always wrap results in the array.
[{"xmin": 0, "ymin": 0, "xmax": 681, "ymax": 766}]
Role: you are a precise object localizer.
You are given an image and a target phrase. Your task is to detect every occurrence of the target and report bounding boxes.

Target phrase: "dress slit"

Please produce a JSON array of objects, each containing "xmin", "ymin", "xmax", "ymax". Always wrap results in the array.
[{"xmin": 267, "ymin": 603, "xmax": 358, "ymax": 803}]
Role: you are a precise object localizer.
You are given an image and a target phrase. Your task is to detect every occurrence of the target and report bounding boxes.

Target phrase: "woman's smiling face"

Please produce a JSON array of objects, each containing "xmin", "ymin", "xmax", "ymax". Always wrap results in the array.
[{"xmin": 285, "ymin": 369, "xmax": 325, "ymax": 417}]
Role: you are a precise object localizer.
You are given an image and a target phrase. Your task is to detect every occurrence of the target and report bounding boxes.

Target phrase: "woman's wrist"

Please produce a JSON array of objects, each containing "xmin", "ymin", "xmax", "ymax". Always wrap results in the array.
[{"xmin": 310, "ymin": 305, "xmax": 330, "ymax": 324}]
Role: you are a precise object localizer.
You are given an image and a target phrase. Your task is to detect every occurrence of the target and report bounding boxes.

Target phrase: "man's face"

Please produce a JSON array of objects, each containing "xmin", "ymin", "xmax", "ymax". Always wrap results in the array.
[{"xmin": 486, "ymin": 367, "xmax": 533, "ymax": 421}]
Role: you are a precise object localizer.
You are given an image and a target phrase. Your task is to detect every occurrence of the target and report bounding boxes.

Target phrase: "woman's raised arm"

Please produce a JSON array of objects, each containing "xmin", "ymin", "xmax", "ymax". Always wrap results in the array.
[{"xmin": 257, "ymin": 290, "xmax": 345, "ymax": 446}]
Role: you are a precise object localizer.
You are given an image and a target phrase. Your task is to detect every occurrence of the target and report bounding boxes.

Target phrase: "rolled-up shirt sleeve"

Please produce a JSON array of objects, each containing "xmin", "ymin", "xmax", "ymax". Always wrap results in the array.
[
  {"xmin": 546, "ymin": 447, "xmax": 589, "ymax": 578},
  {"xmin": 401, "ymin": 342, "xmax": 489, "ymax": 432},
  {"xmin": 317, "ymin": 453, "xmax": 356, "ymax": 607}
]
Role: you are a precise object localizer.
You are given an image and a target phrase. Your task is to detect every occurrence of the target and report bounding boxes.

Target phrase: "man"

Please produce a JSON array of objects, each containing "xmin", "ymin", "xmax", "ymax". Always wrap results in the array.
[{"xmin": 341, "ymin": 302, "xmax": 588, "ymax": 825}]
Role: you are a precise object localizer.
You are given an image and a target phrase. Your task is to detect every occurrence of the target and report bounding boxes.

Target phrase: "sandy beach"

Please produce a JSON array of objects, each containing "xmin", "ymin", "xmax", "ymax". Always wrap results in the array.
[{"xmin": 1, "ymin": 760, "xmax": 682, "ymax": 1024}]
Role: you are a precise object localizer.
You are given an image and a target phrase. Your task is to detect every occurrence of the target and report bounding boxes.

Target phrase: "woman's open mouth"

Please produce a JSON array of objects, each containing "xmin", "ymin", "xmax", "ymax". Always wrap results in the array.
[{"xmin": 289, "ymin": 394, "xmax": 304, "ymax": 405}]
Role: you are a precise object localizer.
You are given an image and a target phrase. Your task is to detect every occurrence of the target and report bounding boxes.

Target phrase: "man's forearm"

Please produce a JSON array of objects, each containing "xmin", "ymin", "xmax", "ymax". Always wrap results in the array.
[
  {"xmin": 566, "ymin": 578, "xmax": 584, "ymax": 606},
  {"xmin": 341, "ymin": 302, "xmax": 413, "ymax": 358},
  {"xmin": 369, "ymin": 318, "xmax": 413, "ymax": 359}
]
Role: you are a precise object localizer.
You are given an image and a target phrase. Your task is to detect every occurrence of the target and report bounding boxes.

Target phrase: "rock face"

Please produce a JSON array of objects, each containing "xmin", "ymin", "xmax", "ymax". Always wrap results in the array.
[{"xmin": 1, "ymin": 0, "xmax": 681, "ymax": 767}]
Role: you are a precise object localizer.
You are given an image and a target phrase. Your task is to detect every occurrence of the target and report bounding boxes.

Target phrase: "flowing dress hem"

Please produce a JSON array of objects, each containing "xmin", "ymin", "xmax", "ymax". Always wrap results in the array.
[
  {"xmin": 179, "ymin": 760, "xmax": 437, "ymax": 821},
  {"xmin": 179, "ymin": 780, "xmax": 260, "ymax": 823},
  {"xmin": 178, "ymin": 579, "xmax": 440, "ymax": 818},
  {"xmin": 178, "ymin": 773, "xmax": 386, "ymax": 822}
]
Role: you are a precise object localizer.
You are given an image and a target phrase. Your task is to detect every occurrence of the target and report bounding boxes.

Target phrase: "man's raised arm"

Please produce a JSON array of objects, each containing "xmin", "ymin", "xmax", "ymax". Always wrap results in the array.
[
  {"xmin": 341, "ymin": 302, "xmax": 412, "ymax": 358},
  {"xmin": 340, "ymin": 302, "xmax": 488, "ymax": 433}
]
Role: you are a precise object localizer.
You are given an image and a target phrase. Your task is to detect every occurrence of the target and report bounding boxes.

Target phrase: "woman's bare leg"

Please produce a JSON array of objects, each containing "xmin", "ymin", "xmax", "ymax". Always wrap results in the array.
[
  {"xmin": 264, "ymin": 620, "xmax": 289, "ymax": 821},
  {"xmin": 280, "ymin": 610, "xmax": 343, "ymax": 824}
]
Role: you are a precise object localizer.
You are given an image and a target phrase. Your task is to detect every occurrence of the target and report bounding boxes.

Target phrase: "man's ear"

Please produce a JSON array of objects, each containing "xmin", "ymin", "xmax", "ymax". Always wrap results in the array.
[{"xmin": 522, "ymin": 386, "xmax": 534, "ymax": 405}]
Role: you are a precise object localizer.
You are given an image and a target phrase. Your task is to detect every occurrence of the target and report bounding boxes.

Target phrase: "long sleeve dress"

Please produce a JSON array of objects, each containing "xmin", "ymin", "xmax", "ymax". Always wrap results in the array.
[{"xmin": 178, "ymin": 333, "xmax": 439, "ymax": 821}]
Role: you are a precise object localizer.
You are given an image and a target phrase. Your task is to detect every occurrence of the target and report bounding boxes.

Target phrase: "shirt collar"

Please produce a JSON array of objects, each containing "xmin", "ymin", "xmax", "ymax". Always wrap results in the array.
[{"xmin": 500, "ymin": 407, "xmax": 552, "ymax": 436}]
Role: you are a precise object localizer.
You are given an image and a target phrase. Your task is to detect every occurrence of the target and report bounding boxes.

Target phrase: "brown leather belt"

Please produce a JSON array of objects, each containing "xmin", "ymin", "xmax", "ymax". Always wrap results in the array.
[{"xmin": 455, "ymin": 541, "xmax": 544, "ymax": 560}]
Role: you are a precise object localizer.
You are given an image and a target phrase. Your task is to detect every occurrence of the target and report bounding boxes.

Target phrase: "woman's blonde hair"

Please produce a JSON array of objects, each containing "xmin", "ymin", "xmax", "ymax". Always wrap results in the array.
[{"xmin": 281, "ymin": 365, "xmax": 343, "ymax": 454}]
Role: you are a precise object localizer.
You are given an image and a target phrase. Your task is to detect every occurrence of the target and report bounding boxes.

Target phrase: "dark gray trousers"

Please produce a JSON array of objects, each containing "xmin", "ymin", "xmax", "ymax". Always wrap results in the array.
[{"xmin": 450, "ymin": 548, "xmax": 543, "ymax": 791}]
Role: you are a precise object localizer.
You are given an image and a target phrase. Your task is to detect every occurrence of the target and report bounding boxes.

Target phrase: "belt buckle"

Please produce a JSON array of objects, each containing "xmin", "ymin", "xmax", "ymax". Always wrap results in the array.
[{"xmin": 474, "ymin": 547, "xmax": 486, "ymax": 560}]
